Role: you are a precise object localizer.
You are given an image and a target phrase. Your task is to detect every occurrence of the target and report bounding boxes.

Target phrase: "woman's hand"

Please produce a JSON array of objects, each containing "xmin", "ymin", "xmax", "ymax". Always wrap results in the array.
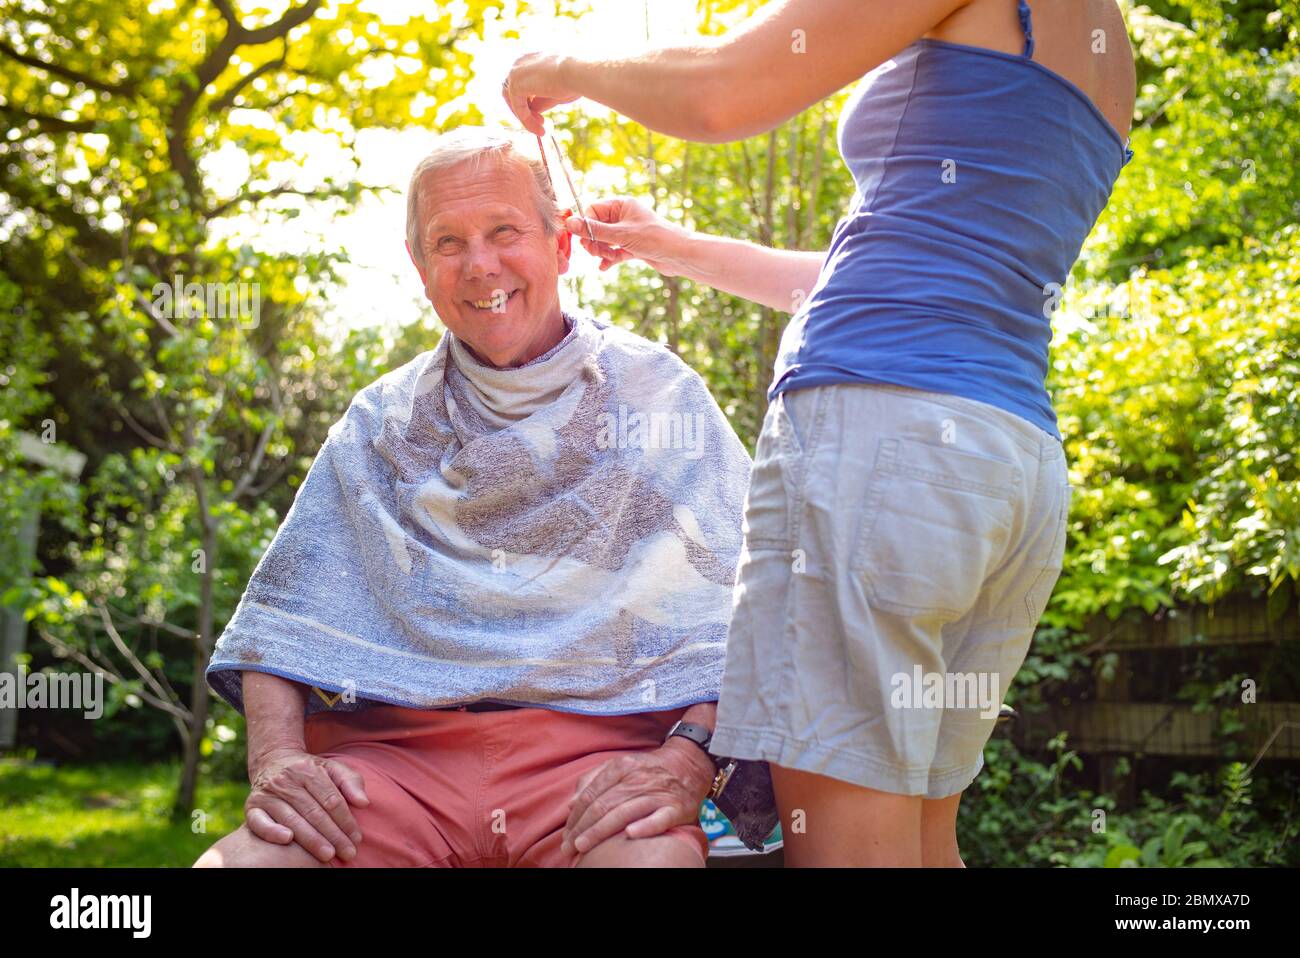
[
  {"xmin": 565, "ymin": 197, "xmax": 691, "ymax": 276},
  {"xmin": 502, "ymin": 52, "xmax": 581, "ymax": 136}
]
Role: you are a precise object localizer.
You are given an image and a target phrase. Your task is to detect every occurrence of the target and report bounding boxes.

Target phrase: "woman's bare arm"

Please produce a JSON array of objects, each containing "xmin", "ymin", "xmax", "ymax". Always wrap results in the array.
[
  {"xmin": 508, "ymin": 0, "xmax": 970, "ymax": 142},
  {"xmin": 667, "ymin": 232, "xmax": 825, "ymax": 313},
  {"xmin": 569, "ymin": 197, "xmax": 824, "ymax": 313}
]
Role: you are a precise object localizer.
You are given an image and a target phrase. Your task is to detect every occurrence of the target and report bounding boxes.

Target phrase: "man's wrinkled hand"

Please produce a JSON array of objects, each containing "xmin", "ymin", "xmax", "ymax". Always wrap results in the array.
[
  {"xmin": 244, "ymin": 747, "xmax": 369, "ymax": 864},
  {"xmin": 561, "ymin": 741, "xmax": 715, "ymax": 858}
]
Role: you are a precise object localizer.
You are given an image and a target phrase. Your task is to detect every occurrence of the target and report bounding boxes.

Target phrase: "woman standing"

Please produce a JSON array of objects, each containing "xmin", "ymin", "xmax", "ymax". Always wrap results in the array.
[{"xmin": 505, "ymin": 0, "xmax": 1135, "ymax": 866}]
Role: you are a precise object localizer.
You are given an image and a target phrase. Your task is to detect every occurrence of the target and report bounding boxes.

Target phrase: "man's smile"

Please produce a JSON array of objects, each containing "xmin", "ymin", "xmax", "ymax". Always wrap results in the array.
[{"xmin": 465, "ymin": 288, "xmax": 521, "ymax": 311}]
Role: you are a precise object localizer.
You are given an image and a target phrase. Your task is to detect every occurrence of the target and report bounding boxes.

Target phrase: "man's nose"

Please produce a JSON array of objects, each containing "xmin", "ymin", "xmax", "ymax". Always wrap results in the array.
[{"xmin": 462, "ymin": 238, "xmax": 501, "ymax": 281}]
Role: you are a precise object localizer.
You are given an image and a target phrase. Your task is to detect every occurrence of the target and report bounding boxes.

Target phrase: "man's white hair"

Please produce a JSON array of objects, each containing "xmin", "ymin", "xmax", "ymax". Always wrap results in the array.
[{"xmin": 405, "ymin": 125, "xmax": 561, "ymax": 268}]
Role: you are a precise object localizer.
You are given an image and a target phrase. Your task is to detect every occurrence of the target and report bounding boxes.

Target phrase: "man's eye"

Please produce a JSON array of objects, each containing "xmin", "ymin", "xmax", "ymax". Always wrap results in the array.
[
  {"xmin": 436, "ymin": 238, "xmax": 462, "ymax": 254},
  {"xmin": 494, "ymin": 225, "xmax": 518, "ymax": 237}
]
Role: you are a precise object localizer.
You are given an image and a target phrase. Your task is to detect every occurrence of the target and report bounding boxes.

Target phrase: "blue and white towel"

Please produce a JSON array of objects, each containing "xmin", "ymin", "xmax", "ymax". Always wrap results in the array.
[{"xmin": 208, "ymin": 311, "xmax": 752, "ymax": 719}]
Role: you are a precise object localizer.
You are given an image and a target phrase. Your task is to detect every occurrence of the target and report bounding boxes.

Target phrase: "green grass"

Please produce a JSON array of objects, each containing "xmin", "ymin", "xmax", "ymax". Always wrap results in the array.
[{"xmin": 0, "ymin": 758, "xmax": 248, "ymax": 867}]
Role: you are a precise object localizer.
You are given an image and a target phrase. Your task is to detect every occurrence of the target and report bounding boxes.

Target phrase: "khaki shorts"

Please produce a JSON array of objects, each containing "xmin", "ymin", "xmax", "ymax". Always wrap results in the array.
[
  {"xmin": 306, "ymin": 704, "xmax": 710, "ymax": 867},
  {"xmin": 710, "ymin": 382, "xmax": 1071, "ymax": 798}
]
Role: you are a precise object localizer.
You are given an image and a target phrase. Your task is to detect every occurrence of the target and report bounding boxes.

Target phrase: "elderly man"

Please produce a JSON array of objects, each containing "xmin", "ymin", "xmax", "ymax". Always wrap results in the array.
[{"xmin": 193, "ymin": 126, "xmax": 767, "ymax": 868}]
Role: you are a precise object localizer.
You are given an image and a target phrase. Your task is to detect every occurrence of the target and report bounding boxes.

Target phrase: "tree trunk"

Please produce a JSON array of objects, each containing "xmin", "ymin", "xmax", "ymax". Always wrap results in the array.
[
  {"xmin": 173, "ymin": 637, "xmax": 210, "ymax": 820},
  {"xmin": 172, "ymin": 468, "xmax": 217, "ymax": 820}
]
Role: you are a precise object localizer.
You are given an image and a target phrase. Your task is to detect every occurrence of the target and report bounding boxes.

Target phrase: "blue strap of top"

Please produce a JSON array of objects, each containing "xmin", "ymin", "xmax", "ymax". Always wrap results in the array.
[
  {"xmin": 1017, "ymin": 0, "xmax": 1035, "ymax": 59},
  {"xmin": 1019, "ymin": 0, "xmax": 1134, "ymax": 167}
]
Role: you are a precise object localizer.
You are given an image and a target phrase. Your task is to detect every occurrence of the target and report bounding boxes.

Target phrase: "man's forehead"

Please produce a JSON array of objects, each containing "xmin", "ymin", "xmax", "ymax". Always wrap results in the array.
[
  {"xmin": 420, "ymin": 160, "xmax": 538, "ymax": 228},
  {"xmin": 424, "ymin": 199, "xmax": 532, "ymax": 232}
]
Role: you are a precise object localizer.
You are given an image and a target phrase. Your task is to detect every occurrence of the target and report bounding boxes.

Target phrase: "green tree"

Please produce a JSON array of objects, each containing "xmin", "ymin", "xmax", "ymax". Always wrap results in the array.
[{"xmin": 1, "ymin": 0, "xmax": 492, "ymax": 815}]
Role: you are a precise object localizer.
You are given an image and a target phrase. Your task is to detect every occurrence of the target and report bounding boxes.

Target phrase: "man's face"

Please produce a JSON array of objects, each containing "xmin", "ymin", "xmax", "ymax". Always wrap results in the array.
[{"xmin": 410, "ymin": 155, "xmax": 571, "ymax": 368}]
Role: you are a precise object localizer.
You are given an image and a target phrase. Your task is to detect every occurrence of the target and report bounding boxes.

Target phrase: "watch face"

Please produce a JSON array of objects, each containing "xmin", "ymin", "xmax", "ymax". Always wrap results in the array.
[{"xmin": 710, "ymin": 762, "xmax": 735, "ymax": 800}]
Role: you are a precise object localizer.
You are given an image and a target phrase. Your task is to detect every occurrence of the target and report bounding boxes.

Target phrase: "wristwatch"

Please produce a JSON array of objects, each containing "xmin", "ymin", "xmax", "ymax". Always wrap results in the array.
[{"xmin": 665, "ymin": 720, "xmax": 737, "ymax": 802}]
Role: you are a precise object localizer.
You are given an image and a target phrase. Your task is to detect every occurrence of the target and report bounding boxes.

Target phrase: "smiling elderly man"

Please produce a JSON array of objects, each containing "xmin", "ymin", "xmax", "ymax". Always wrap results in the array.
[{"xmin": 193, "ymin": 126, "xmax": 767, "ymax": 868}]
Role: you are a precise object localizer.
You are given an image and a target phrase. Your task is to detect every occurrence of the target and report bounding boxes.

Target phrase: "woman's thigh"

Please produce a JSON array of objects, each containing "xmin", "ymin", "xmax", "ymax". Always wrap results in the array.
[
  {"xmin": 768, "ymin": 767, "xmax": 966, "ymax": 867},
  {"xmin": 770, "ymin": 764, "xmax": 923, "ymax": 867}
]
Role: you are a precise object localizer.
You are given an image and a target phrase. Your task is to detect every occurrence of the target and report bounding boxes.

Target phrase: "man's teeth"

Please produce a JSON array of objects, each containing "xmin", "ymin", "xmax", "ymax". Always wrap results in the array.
[{"xmin": 469, "ymin": 291, "xmax": 517, "ymax": 309}]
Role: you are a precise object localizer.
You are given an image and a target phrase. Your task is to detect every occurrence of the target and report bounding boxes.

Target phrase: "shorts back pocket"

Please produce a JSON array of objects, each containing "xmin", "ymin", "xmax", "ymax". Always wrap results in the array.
[{"xmin": 850, "ymin": 437, "xmax": 1021, "ymax": 619}]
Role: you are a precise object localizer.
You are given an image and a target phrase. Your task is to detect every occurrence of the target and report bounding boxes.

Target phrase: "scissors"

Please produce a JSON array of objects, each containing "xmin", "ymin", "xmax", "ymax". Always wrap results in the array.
[{"xmin": 535, "ymin": 130, "xmax": 599, "ymax": 247}]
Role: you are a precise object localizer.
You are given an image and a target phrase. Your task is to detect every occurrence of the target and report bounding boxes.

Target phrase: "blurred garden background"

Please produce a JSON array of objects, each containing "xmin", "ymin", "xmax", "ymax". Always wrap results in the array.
[{"xmin": 1, "ymin": 0, "xmax": 1297, "ymax": 867}]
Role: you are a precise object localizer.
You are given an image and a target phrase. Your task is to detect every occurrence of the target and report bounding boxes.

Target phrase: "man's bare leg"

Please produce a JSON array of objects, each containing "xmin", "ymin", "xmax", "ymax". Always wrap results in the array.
[
  {"xmin": 771, "ymin": 764, "xmax": 923, "ymax": 867},
  {"xmin": 197, "ymin": 822, "xmax": 706, "ymax": 868},
  {"xmin": 576, "ymin": 831, "xmax": 705, "ymax": 868},
  {"xmin": 193, "ymin": 824, "xmax": 327, "ymax": 868},
  {"xmin": 196, "ymin": 823, "xmax": 704, "ymax": 868}
]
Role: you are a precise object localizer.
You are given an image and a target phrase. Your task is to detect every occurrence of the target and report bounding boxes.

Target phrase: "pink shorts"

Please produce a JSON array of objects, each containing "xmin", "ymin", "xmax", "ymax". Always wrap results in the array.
[{"xmin": 304, "ymin": 703, "xmax": 710, "ymax": 867}]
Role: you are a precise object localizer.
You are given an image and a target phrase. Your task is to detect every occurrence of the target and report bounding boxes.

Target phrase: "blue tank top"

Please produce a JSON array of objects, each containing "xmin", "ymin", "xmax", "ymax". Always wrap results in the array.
[{"xmin": 770, "ymin": 0, "xmax": 1133, "ymax": 441}]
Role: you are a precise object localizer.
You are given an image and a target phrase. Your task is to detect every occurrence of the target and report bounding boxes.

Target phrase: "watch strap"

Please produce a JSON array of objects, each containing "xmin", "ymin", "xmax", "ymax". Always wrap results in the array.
[{"xmin": 666, "ymin": 720, "xmax": 728, "ymax": 771}]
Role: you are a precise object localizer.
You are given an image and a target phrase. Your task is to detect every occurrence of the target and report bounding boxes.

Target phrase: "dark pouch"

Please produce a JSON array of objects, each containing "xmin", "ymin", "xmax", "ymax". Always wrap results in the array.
[{"xmin": 712, "ymin": 758, "xmax": 780, "ymax": 852}]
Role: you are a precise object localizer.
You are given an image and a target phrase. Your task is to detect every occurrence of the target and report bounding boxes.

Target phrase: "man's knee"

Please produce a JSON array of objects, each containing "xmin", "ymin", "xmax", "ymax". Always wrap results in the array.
[
  {"xmin": 576, "ymin": 830, "xmax": 705, "ymax": 868},
  {"xmin": 193, "ymin": 824, "xmax": 327, "ymax": 868}
]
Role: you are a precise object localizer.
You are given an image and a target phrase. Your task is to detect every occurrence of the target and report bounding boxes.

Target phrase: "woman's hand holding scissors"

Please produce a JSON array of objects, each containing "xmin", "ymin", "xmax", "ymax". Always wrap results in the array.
[
  {"xmin": 502, "ymin": 52, "xmax": 581, "ymax": 137},
  {"xmin": 563, "ymin": 197, "xmax": 690, "ymax": 276}
]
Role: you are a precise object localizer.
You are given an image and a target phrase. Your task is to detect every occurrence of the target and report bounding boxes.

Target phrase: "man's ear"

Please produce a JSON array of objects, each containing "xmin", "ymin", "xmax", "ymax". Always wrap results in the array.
[
  {"xmin": 405, "ymin": 240, "xmax": 427, "ymax": 285},
  {"xmin": 555, "ymin": 207, "xmax": 573, "ymax": 273}
]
